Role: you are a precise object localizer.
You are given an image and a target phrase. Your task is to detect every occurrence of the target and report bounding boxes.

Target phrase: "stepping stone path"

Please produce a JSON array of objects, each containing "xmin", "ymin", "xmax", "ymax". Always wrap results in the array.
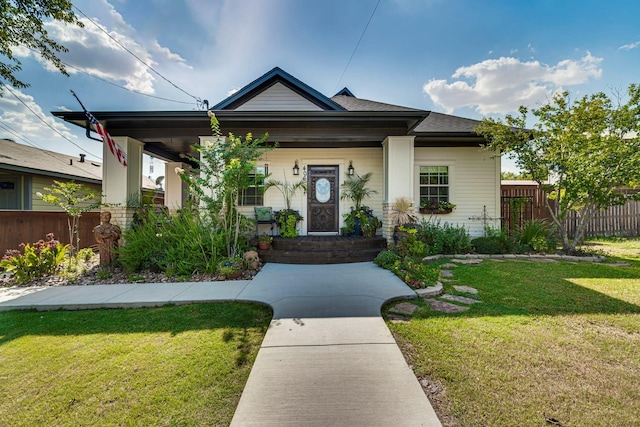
[
  {"xmin": 424, "ymin": 298, "xmax": 470, "ymax": 313},
  {"xmin": 453, "ymin": 285, "xmax": 478, "ymax": 294},
  {"xmin": 389, "ymin": 301, "xmax": 419, "ymax": 315},
  {"xmin": 441, "ymin": 294, "xmax": 480, "ymax": 304},
  {"xmin": 439, "ymin": 270, "xmax": 455, "ymax": 277},
  {"xmin": 440, "ymin": 263, "xmax": 458, "ymax": 268}
]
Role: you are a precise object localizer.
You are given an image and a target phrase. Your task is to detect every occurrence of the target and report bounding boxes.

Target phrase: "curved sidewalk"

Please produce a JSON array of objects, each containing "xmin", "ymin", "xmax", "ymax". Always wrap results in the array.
[{"xmin": 0, "ymin": 262, "xmax": 442, "ymax": 426}]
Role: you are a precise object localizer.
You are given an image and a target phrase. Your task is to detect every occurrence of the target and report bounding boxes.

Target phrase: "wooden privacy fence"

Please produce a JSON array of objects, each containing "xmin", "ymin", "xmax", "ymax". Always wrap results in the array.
[
  {"xmin": 0, "ymin": 211, "xmax": 101, "ymax": 255},
  {"xmin": 501, "ymin": 183, "xmax": 640, "ymax": 237}
]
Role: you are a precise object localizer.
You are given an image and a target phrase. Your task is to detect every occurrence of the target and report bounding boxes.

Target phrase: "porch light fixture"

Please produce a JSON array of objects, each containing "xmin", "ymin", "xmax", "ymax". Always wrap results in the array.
[
  {"xmin": 348, "ymin": 161, "xmax": 354, "ymax": 176},
  {"xmin": 293, "ymin": 160, "xmax": 300, "ymax": 175}
]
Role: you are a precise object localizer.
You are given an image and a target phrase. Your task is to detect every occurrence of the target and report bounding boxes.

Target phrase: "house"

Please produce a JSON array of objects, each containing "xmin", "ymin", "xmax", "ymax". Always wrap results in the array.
[
  {"xmin": 53, "ymin": 67, "xmax": 500, "ymax": 240},
  {"xmin": 0, "ymin": 138, "xmax": 162, "ymax": 210}
]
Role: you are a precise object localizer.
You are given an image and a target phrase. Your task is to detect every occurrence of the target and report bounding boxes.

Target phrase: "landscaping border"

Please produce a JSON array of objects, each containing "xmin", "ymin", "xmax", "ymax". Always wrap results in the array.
[{"xmin": 422, "ymin": 253, "xmax": 605, "ymax": 263}]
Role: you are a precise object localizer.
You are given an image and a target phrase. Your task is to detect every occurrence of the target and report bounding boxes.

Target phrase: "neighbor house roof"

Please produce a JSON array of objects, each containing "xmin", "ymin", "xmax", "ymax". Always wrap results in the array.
[
  {"xmin": 0, "ymin": 139, "xmax": 160, "ymax": 190},
  {"xmin": 0, "ymin": 138, "xmax": 102, "ymax": 183}
]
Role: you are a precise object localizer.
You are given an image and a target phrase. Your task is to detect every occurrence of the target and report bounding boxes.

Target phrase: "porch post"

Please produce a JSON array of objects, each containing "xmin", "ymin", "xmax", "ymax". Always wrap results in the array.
[
  {"xmin": 165, "ymin": 162, "xmax": 190, "ymax": 212},
  {"xmin": 101, "ymin": 136, "xmax": 144, "ymax": 231},
  {"xmin": 382, "ymin": 135, "xmax": 416, "ymax": 243}
]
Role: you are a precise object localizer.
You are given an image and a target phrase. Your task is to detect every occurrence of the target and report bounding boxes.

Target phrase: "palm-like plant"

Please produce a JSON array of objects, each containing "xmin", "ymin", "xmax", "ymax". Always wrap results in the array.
[
  {"xmin": 340, "ymin": 172, "xmax": 377, "ymax": 210},
  {"xmin": 264, "ymin": 174, "xmax": 307, "ymax": 210}
]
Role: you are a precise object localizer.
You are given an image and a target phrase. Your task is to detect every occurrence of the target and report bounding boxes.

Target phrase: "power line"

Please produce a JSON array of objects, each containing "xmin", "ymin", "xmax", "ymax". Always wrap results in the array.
[
  {"xmin": 1, "ymin": 83, "xmax": 101, "ymax": 159},
  {"xmin": 23, "ymin": 46, "xmax": 194, "ymax": 105},
  {"xmin": 73, "ymin": 5, "xmax": 205, "ymax": 108},
  {"xmin": 0, "ymin": 122, "xmax": 101, "ymax": 179},
  {"xmin": 334, "ymin": 0, "xmax": 381, "ymax": 92}
]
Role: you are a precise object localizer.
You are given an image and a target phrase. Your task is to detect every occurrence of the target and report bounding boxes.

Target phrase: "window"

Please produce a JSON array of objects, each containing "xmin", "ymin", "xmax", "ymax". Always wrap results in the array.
[
  {"xmin": 419, "ymin": 166, "xmax": 449, "ymax": 207},
  {"xmin": 239, "ymin": 166, "xmax": 266, "ymax": 206}
]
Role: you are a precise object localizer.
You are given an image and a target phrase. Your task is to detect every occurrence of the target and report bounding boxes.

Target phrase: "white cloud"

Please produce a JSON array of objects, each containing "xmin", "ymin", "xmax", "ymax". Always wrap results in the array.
[
  {"xmin": 423, "ymin": 52, "xmax": 603, "ymax": 114},
  {"xmin": 0, "ymin": 87, "xmax": 76, "ymax": 142},
  {"xmin": 618, "ymin": 41, "xmax": 640, "ymax": 51},
  {"xmin": 13, "ymin": 3, "xmax": 190, "ymax": 96}
]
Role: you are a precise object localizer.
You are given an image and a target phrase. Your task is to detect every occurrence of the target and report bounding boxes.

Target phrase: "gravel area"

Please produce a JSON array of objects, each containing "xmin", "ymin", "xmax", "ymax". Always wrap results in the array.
[{"xmin": 0, "ymin": 255, "xmax": 260, "ymax": 288}]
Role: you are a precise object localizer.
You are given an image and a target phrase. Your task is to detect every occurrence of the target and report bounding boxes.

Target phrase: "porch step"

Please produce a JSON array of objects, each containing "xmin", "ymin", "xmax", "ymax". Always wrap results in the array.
[{"xmin": 258, "ymin": 236, "xmax": 387, "ymax": 264}]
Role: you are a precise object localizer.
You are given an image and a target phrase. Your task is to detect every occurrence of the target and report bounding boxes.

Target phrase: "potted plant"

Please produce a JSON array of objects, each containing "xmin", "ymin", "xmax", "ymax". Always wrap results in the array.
[
  {"xmin": 340, "ymin": 173, "xmax": 377, "ymax": 235},
  {"xmin": 361, "ymin": 215, "xmax": 382, "ymax": 238},
  {"xmin": 265, "ymin": 174, "xmax": 307, "ymax": 238},
  {"xmin": 218, "ymin": 256, "xmax": 244, "ymax": 280},
  {"xmin": 257, "ymin": 233, "xmax": 273, "ymax": 250}
]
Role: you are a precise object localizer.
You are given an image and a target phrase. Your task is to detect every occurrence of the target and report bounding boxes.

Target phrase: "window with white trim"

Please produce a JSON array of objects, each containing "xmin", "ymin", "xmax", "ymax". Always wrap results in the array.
[
  {"xmin": 239, "ymin": 166, "xmax": 266, "ymax": 206},
  {"xmin": 419, "ymin": 166, "xmax": 449, "ymax": 207}
]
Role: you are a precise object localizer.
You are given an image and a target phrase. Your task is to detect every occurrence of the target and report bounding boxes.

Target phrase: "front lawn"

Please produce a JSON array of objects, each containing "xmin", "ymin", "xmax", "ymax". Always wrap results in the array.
[
  {"xmin": 386, "ymin": 239, "xmax": 640, "ymax": 426},
  {"xmin": 0, "ymin": 303, "xmax": 271, "ymax": 426}
]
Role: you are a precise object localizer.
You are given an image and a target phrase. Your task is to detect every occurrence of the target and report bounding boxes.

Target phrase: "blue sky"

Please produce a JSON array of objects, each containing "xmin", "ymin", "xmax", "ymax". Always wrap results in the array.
[{"xmin": 1, "ymin": 0, "xmax": 639, "ymax": 175}]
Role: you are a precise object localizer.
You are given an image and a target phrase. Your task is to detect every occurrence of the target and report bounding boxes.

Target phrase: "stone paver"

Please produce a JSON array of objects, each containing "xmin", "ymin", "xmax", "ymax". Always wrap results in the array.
[
  {"xmin": 389, "ymin": 301, "xmax": 419, "ymax": 315},
  {"xmin": 440, "ymin": 263, "xmax": 458, "ymax": 268},
  {"xmin": 453, "ymin": 285, "xmax": 478, "ymax": 294},
  {"xmin": 424, "ymin": 298, "xmax": 470, "ymax": 313},
  {"xmin": 441, "ymin": 294, "xmax": 480, "ymax": 305},
  {"xmin": 415, "ymin": 282, "xmax": 443, "ymax": 297},
  {"xmin": 451, "ymin": 258, "xmax": 483, "ymax": 265},
  {"xmin": 439, "ymin": 269, "xmax": 454, "ymax": 277}
]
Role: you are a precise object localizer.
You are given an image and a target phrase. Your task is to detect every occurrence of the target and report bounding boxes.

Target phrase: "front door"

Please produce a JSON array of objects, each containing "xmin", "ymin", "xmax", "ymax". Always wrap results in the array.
[{"xmin": 307, "ymin": 166, "xmax": 339, "ymax": 233}]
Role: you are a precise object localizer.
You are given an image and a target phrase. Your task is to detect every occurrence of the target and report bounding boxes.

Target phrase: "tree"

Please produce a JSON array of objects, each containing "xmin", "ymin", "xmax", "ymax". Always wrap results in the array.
[
  {"xmin": 500, "ymin": 171, "xmax": 533, "ymax": 181},
  {"xmin": 37, "ymin": 180, "xmax": 102, "ymax": 258},
  {"xmin": 177, "ymin": 112, "xmax": 274, "ymax": 257},
  {"xmin": 0, "ymin": 0, "xmax": 82, "ymax": 95},
  {"xmin": 477, "ymin": 84, "xmax": 640, "ymax": 253}
]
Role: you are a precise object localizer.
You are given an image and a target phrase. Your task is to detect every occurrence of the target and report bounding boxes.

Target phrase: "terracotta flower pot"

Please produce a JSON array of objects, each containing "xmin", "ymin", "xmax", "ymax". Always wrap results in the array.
[{"xmin": 257, "ymin": 241, "xmax": 271, "ymax": 250}]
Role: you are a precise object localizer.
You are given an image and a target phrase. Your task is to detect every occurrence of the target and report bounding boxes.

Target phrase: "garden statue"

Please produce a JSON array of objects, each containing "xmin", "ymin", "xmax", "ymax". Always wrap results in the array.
[
  {"xmin": 94, "ymin": 211, "xmax": 121, "ymax": 264},
  {"xmin": 243, "ymin": 250, "xmax": 261, "ymax": 271}
]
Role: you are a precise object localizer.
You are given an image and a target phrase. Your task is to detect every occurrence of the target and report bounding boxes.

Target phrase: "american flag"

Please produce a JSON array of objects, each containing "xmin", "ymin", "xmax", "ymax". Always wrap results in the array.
[{"xmin": 84, "ymin": 110, "xmax": 127, "ymax": 167}]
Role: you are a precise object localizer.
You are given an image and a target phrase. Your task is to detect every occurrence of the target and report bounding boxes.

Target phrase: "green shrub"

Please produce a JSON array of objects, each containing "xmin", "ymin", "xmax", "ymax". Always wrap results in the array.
[
  {"xmin": 515, "ymin": 219, "xmax": 557, "ymax": 253},
  {"xmin": 416, "ymin": 219, "xmax": 472, "ymax": 255},
  {"xmin": 0, "ymin": 234, "xmax": 68, "ymax": 285},
  {"xmin": 374, "ymin": 250, "xmax": 400, "ymax": 269},
  {"xmin": 391, "ymin": 258, "xmax": 440, "ymax": 289},
  {"xmin": 118, "ymin": 206, "xmax": 225, "ymax": 276},
  {"xmin": 395, "ymin": 234, "xmax": 428, "ymax": 258},
  {"xmin": 471, "ymin": 236, "xmax": 511, "ymax": 254}
]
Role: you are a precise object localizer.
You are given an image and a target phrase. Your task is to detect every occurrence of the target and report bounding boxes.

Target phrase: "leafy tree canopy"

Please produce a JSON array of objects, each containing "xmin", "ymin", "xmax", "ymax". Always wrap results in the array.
[
  {"xmin": 477, "ymin": 84, "xmax": 640, "ymax": 252},
  {"xmin": 0, "ymin": 0, "xmax": 82, "ymax": 95}
]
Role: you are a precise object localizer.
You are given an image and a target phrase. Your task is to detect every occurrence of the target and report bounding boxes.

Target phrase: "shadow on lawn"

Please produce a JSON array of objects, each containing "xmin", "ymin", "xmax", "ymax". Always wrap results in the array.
[
  {"xmin": 0, "ymin": 302, "xmax": 272, "ymax": 352},
  {"xmin": 417, "ymin": 259, "xmax": 640, "ymax": 318}
]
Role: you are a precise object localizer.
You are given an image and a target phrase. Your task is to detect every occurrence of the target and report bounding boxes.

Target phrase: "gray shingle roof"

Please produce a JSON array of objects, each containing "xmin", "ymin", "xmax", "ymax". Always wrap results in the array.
[
  {"xmin": 0, "ymin": 138, "xmax": 102, "ymax": 182},
  {"xmin": 331, "ymin": 95, "xmax": 422, "ymax": 112},
  {"xmin": 412, "ymin": 112, "xmax": 482, "ymax": 134}
]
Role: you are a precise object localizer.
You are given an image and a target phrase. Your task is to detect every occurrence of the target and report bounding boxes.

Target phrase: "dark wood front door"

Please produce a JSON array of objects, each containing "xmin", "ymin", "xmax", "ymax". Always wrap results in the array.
[{"xmin": 307, "ymin": 166, "xmax": 339, "ymax": 232}]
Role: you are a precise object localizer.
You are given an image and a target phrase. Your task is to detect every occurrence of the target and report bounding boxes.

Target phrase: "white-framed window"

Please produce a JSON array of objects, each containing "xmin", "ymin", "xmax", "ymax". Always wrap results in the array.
[
  {"xmin": 239, "ymin": 165, "xmax": 267, "ymax": 206},
  {"xmin": 419, "ymin": 166, "xmax": 449, "ymax": 207}
]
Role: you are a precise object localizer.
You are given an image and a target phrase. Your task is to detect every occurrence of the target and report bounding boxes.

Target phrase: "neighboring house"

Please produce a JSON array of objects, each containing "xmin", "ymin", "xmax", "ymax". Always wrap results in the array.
[
  {"xmin": 53, "ymin": 67, "xmax": 499, "ymax": 239},
  {"xmin": 0, "ymin": 138, "xmax": 161, "ymax": 210}
]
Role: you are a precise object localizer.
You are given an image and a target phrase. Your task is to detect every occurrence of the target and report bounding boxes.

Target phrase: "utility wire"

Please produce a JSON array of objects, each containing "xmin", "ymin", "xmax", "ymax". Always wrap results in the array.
[
  {"xmin": 334, "ymin": 0, "xmax": 381, "ymax": 93},
  {"xmin": 1, "ymin": 83, "xmax": 101, "ymax": 159},
  {"xmin": 0, "ymin": 122, "xmax": 102, "ymax": 179},
  {"xmin": 23, "ymin": 45, "xmax": 194, "ymax": 105},
  {"xmin": 73, "ymin": 5, "xmax": 204, "ymax": 108}
]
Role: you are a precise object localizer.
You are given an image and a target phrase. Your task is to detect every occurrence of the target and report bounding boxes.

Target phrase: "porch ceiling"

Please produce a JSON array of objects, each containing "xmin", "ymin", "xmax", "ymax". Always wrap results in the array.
[{"xmin": 52, "ymin": 110, "xmax": 426, "ymax": 163}]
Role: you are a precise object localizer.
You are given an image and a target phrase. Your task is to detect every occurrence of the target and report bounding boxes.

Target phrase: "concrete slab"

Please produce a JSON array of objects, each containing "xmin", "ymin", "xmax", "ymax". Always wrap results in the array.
[
  {"xmin": 262, "ymin": 317, "xmax": 396, "ymax": 347},
  {"xmin": 0, "ymin": 286, "xmax": 48, "ymax": 304},
  {"xmin": 231, "ymin": 330, "xmax": 441, "ymax": 427},
  {"xmin": 240, "ymin": 262, "xmax": 416, "ymax": 318}
]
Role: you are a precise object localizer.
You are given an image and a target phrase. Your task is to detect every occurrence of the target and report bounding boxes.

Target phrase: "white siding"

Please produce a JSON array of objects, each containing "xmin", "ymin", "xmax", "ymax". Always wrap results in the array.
[
  {"xmin": 235, "ymin": 82, "xmax": 324, "ymax": 111},
  {"xmin": 241, "ymin": 147, "xmax": 384, "ymax": 234},
  {"xmin": 414, "ymin": 147, "xmax": 500, "ymax": 237}
]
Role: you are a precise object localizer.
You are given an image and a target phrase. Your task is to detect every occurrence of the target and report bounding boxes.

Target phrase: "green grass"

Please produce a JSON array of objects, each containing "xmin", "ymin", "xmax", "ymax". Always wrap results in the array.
[
  {"xmin": 0, "ymin": 303, "xmax": 271, "ymax": 426},
  {"xmin": 386, "ymin": 238, "xmax": 640, "ymax": 427}
]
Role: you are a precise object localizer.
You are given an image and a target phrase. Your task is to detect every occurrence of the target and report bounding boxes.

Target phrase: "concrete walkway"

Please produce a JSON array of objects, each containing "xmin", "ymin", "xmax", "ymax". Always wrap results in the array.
[{"xmin": 0, "ymin": 262, "xmax": 442, "ymax": 426}]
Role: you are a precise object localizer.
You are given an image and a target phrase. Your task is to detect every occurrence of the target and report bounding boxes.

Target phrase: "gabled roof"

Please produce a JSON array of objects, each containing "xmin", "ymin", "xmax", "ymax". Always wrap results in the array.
[
  {"xmin": 213, "ymin": 67, "xmax": 346, "ymax": 111},
  {"xmin": 334, "ymin": 87, "xmax": 355, "ymax": 97},
  {"xmin": 0, "ymin": 139, "xmax": 102, "ymax": 183}
]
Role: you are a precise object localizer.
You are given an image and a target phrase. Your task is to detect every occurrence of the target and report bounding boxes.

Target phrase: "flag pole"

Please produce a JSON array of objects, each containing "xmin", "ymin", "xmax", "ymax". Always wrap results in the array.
[{"xmin": 70, "ymin": 90, "xmax": 103, "ymax": 143}]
